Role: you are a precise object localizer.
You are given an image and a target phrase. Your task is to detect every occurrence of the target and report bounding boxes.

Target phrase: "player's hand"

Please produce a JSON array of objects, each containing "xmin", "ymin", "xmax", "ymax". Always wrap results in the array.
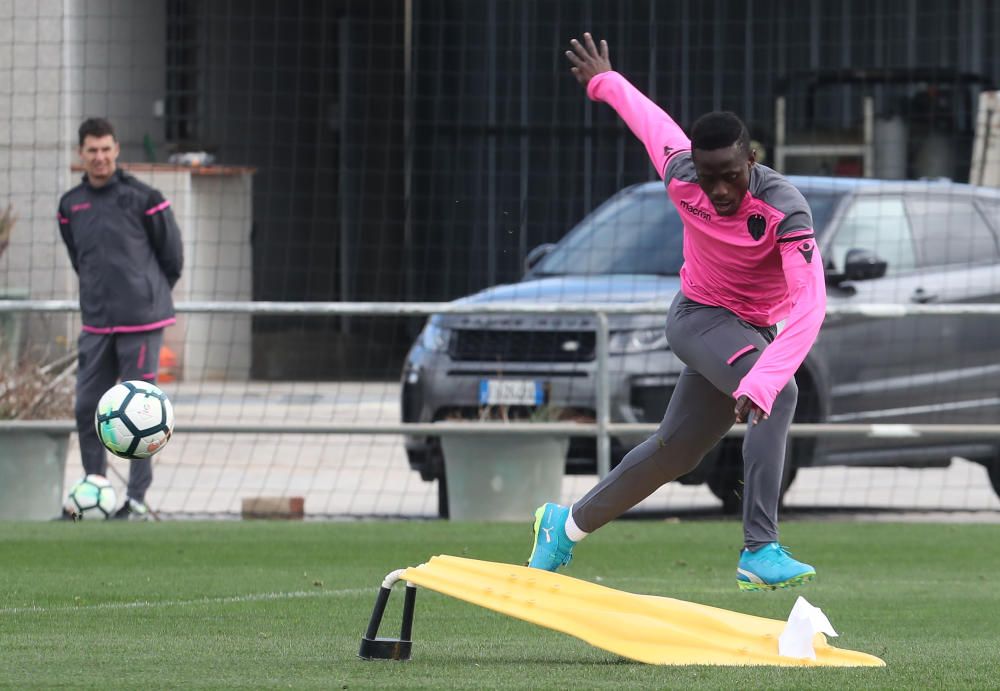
[
  {"xmin": 565, "ymin": 33, "xmax": 612, "ymax": 87},
  {"xmin": 735, "ymin": 395, "xmax": 768, "ymax": 425}
]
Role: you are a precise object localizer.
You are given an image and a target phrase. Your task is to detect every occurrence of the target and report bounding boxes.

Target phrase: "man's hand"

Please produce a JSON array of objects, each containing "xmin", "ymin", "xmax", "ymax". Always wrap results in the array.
[
  {"xmin": 565, "ymin": 33, "xmax": 612, "ymax": 87},
  {"xmin": 735, "ymin": 395, "xmax": 769, "ymax": 425}
]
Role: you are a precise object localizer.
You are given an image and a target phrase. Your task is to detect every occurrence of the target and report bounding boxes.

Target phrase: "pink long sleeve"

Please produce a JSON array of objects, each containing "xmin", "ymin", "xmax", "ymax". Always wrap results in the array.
[
  {"xmin": 586, "ymin": 71, "xmax": 690, "ymax": 179},
  {"xmin": 732, "ymin": 237, "xmax": 827, "ymax": 415}
]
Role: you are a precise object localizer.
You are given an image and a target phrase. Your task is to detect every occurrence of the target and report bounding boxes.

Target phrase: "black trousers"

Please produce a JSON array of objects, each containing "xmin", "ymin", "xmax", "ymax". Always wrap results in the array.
[
  {"xmin": 573, "ymin": 293, "xmax": 797, "ymax": 550},
  {"xmin": 75, "ymin": 329, "xmax": 164, "ymax": 502}
]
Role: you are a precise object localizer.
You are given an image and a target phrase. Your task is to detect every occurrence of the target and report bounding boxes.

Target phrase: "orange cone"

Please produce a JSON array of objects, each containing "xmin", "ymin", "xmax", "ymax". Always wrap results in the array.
[{"xmin": 158, "ymin": 345, "xmax": 178, "ymax": 382}]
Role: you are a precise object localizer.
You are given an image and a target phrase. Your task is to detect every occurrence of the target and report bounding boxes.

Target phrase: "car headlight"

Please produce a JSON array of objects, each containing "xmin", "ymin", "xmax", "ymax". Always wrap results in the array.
[
  {"xmin": 608, "ymin": 327, "xmax": 669, "ymax": 354},
  {"xmin": 419, "ymin": 322, "xmax": 452, "ymax": 352}
]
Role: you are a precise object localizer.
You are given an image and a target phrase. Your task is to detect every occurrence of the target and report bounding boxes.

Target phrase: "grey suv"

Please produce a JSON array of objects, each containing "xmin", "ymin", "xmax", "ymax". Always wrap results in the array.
[{"xmin": 401, "ymin": 176, "xmax": 1000, "ymax": 514}]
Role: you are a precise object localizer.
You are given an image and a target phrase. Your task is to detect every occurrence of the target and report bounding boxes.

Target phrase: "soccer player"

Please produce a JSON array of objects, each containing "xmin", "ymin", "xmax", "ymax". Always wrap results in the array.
[
  {"xmin": 57, "ymin": 118, "xmax": 184, "ymax": 520},
  {"xmin": 527, "ymin": 34, "xmax": 827, "ymax": 590}
]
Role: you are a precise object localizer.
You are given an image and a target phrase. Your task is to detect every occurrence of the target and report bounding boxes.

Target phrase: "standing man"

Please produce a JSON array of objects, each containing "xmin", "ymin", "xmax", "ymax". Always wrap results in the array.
[
  {"xmin": 527, "ymin": 35, "xmax": 827, "ymax": 590},
  {"xmin": 58, "ymin": 117, "xmax": 183, "ymax": 520}
]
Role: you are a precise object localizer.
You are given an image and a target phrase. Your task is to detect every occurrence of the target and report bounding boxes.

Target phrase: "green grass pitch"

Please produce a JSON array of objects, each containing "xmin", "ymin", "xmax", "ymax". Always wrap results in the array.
[{"xmin": 1, "ymin": 519, "xmax": 998, "ymax": 689}]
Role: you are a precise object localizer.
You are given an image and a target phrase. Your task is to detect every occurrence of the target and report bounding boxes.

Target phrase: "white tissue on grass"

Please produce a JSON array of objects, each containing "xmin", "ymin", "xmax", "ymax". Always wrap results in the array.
[{"xmin": 778, "ymin": 596, "xmax": 839, "ymax": 659}]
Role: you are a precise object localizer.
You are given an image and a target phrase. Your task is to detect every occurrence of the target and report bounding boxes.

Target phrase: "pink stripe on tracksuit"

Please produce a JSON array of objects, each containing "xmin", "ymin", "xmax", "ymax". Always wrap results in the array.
[
  {"xmin": 145, "ymin": 199, "xmax": 172, "ymax": 215},
  {"xmin": 727, "ymin": 345, "xmax": 756, "ymax": 365},
  {"xmin": 81, "ymin": 317, "xmax": 177, "ymax": 335}
]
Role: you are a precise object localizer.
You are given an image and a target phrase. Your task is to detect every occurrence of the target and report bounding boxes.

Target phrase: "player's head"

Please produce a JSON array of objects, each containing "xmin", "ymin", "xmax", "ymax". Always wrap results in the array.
[
  {"xmin": 78, "ymin": 117, "xmax": 120, "ymax": 188},
  {"xmin": 690, "ymin": 111, "xmax": 755, "ymax": 217}
]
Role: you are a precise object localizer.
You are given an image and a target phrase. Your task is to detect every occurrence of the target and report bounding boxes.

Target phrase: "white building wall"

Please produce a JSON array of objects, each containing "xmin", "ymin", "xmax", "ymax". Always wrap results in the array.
[{"xmin": 0, "ymin": 0, "xmax": 167, "ymax": 350}]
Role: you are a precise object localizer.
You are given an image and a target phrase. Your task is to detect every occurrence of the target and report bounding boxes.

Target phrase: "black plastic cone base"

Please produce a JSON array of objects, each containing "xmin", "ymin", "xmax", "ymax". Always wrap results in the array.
[
  {"xmin": 358, "ymin": 576, "xmax": 417, "ymax": 661},
  {"xmin": 358, "ymin": 636, "xmax": 413, "ymax": 661}
]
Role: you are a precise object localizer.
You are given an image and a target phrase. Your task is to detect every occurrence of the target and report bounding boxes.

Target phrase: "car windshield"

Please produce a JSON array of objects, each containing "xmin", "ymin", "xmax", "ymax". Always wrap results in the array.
[
  {"xmin": 532, "ymin": 185, "xmax": 844, "ymax": 277},
  {"xmin": 533, "ymin": 188, "xmax": 685, "ymax": 276},
  {"xmin": 797, "ymin": 189, "xmax": 843, "ymax": 237}
]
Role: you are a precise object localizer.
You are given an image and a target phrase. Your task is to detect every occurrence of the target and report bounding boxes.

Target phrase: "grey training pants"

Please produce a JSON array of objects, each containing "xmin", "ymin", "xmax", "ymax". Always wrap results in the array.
[
  {"xmin": 572, "ymin": 293, "xmax": 798, "ymax": 549},
  {"xmin": 76, "ymin": 329, "xmax": 164, "ymax": 503}
]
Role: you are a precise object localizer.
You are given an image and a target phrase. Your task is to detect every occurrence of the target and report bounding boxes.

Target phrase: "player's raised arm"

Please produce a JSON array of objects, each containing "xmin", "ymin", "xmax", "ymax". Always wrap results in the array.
[
  {"xmin": 734, "ymin": 225, "xmax": 827, "ymax": 422},
  {"xmin": 565, "ymin": 33, "xmax": 612, "ymax": 87},
  {"xmin": 566, "ymin": 33, "xmax": 690, "ymax": 179}
]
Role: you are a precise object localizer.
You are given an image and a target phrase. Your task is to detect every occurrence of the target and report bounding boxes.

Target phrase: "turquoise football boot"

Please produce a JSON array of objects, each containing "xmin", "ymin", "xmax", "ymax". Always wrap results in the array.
[
  {"xmin": 526, "ymin": 503, "xmax": 576, "ymax": 571},
  {"xmin": 736, "ymin": 542, "xmax": 815, "ymax": 591}
]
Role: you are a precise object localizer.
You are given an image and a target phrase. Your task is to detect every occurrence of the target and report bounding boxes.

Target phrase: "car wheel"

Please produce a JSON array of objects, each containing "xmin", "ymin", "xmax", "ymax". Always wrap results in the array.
[
  {"xmin": 437, "ymin": 472, "xmax": 449, "ymax": 519},
  {"xmin": 706, "ymin": 441, "xmax": 743, "ymax": 514},
  {"xmin": 706, "ymin": 440, "xmax": 798, "ymax": 515},
  {"xmin": 406, "ymin": 446, "xmax": 435, "ymax": 481},
  {"xmin": 779, "ymin": 434, "xmax": 809, "ymax": 504},
  {"xmin": 782, "ymin": 461, "xmax": 798, "ymax": 491},
  {"xmin": 987, "ymin": 455, "xmax": 1000, "ymax": 501}
]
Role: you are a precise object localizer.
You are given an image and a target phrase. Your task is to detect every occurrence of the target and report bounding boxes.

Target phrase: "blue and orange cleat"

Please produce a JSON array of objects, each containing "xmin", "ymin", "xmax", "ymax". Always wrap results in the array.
[
  {"xmin": 526, "ymin": 503, "xmax": 576, "ymax": 571},
  {"xmin": 736, "ymin": 542, "xmax": 815, "ymax": 591}
]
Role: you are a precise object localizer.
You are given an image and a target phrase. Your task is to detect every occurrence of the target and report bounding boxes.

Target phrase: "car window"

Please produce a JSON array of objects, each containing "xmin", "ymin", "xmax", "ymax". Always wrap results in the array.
[
  {"xmin": 976, "ymin": 198, "xmax": 1000, "ymax": 231},
  {"xmin": 797, "ymin": 190, "xmax": 844, "ymax": 236},
  {"xmin": 827, "ymin": 196, "xmax": 916, "ymax": 275},
  {"xmin": 535, "ymin": 189, "xmax": 684, "ymax": 276},
  {"xmin": 906, "ymin": 195, "xmax": 1000, "ymax": 267}
]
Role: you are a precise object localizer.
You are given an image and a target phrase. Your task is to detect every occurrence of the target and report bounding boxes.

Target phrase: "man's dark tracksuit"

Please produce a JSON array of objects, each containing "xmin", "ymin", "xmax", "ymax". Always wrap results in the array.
[{"xmin": 58, "ymin": 169, "xmax": 183, "ymax": 502}]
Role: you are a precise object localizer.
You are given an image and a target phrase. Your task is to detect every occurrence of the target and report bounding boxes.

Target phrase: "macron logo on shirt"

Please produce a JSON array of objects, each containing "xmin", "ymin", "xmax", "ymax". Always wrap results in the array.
[{"xmin": 679, "ymin": 199, "xmax": 711, "ymax": 222}]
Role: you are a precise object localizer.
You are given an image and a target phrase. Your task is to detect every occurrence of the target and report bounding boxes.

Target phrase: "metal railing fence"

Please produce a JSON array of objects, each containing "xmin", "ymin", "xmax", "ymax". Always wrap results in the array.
[{"xmin": 2, "ymin": 299, "xmax": 999, "ymax": 478}]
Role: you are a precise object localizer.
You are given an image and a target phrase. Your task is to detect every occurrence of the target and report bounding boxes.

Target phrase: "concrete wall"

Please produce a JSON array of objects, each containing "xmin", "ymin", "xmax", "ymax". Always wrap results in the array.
[
  {"xmin": 1, "ymin": 0, "xmax": 72, "ymax": 313},
  {"xmin": 0, "ymin": 0, "xmax": 166, "ymax": 357},
  {"xmin": 144, "ymin": 165, "xmax": 254, "ymax": 380},
  {"xmin": 63, "ymin": 0, "xmax": 167, "ymax": 162}
]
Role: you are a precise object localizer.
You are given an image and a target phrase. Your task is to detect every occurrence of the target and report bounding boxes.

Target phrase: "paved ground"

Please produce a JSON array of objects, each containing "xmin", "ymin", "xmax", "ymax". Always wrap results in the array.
[{"xmin": 63, "ymin": 381, "xmax": 1000, "ymax": 520}]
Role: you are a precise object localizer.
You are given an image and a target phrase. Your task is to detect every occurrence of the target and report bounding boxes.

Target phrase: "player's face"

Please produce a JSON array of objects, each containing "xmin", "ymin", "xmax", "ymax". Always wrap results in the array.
[
  {"xmin": 692, "ymin": 144, "xmax": 755, "ymax": 217},
  {"xmin": 79, "ymin": 134, "xmax": 119, "ymax": 187}
]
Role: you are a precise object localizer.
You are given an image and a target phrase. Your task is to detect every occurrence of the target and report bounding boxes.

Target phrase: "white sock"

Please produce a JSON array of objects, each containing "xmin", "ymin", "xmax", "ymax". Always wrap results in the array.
[{"xmin": 563, "ymin": 505, "xmax": 589, "ymax": 543}]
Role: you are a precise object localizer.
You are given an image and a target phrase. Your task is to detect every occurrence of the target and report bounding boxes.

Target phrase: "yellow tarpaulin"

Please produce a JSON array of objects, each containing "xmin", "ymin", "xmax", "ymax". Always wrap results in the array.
[{"xmin": 401, "ymin": 555, "xmax": 885, "ymax": 667}]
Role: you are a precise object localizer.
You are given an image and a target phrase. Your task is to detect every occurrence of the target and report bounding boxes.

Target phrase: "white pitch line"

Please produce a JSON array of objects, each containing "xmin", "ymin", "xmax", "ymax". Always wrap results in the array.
[{"xmin": 0, "ymin": 587, "xmax": 372, "ymax": 616}]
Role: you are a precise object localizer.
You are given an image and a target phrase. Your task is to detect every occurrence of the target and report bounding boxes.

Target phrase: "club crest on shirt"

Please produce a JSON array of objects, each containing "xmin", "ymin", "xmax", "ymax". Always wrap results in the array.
[{"xmin": 747, "ymin": 214, "xmax": 766, "ymax": 241}]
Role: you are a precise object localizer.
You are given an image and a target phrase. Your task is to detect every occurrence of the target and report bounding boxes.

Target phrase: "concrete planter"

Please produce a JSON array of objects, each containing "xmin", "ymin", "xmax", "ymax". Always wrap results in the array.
[
  {"xmin": 440, "ymin": 434, "xmax": 568, "ymax": 521},
  {"xmin": 0, "ymin": 430, "xmax": 70, "ymax": 520}
]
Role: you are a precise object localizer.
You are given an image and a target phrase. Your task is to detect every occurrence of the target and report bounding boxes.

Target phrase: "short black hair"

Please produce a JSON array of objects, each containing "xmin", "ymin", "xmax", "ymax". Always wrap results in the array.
[
  {"xmin": 78, "ymin": 118, "xmax": 116, "ymax": 147},
  {"xmin": 690, "ymin": 111, "xmax": 750, "ymax": 155}
]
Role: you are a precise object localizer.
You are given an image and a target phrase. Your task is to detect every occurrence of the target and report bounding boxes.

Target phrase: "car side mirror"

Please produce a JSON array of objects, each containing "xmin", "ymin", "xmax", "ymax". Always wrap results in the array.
[
  {"xmin": 843, "ymin": 248, "xmax": 888, "ymax": 281},
  {"xmin": 524, "ymin": 243, "xmax": 556, "ymax": 274}
]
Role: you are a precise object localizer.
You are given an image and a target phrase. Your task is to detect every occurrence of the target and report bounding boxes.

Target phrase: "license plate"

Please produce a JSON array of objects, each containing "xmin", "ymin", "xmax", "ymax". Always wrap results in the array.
[{"xmin": 478, "ymin": 379, "xmax": 544, "ymax": 406}]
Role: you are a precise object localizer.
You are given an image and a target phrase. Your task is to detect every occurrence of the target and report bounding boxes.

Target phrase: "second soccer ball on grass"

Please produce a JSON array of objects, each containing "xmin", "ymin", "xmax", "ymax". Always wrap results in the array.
[{"xmin": 66, "ymin": 474, "xmax": 117, "ymax": 519}]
